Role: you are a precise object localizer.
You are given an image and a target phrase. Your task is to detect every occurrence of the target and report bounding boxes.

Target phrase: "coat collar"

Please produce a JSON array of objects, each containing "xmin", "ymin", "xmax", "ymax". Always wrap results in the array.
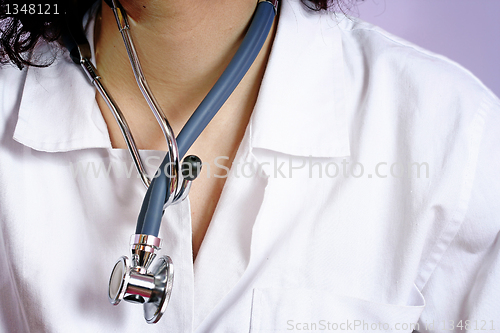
[
  {"xmin": 250, "ymin": 0, "xmax": 350, "ymax": 158},
  {"xmin": 13, "ymin": 0, "xmax": 350, "ymax": 158},
  {"xmin": 13, "ymin": 2, "xmax": 111, "ymax": 152}
]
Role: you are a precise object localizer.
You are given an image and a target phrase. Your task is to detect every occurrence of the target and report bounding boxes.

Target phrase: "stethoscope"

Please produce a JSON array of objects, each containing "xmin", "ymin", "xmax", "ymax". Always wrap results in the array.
[{"xmin": 63, "ymin": 0, "xmax": 278, "ymax": 324}]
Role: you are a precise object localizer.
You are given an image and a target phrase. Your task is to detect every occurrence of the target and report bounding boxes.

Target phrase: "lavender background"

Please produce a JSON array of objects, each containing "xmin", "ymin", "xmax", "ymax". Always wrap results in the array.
[{"xmin": 354, "ymin": 0, "xmax": 500, "ymax": 97}]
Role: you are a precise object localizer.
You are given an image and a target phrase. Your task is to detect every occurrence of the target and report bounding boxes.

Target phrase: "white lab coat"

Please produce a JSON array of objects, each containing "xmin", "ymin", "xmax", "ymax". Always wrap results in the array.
[{"xmin": 0, "ymin": 0, "xmax": 499, "ymax": 332}]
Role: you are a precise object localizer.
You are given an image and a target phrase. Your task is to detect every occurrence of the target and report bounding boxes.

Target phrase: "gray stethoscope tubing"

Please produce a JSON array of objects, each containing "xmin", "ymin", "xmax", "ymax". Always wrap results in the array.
[
  {"xmin": 64, "ymin": 0, "xmax": 278, "ymax": 323},
  {"xmin": 137, "ymin": 0, "xmax": 278, "ymax": 237}
]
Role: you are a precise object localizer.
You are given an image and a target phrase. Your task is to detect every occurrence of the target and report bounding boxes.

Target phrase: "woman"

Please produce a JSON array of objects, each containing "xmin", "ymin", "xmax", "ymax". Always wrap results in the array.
[{"xmin": 1, "ymin": 0, "xmax": 499, "ymax": 331}]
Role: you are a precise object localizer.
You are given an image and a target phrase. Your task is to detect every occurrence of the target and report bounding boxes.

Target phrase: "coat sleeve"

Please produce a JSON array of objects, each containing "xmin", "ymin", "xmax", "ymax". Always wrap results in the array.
[{"xmin": 417, "ymin": 94, "xmax": 500, "ymax": 332}]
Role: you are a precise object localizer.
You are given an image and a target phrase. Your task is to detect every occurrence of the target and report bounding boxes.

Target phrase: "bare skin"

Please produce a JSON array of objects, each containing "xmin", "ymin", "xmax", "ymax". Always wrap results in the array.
[{"xmin": 94, "ymin": 0, "xmax": 277, "ymax": 260}]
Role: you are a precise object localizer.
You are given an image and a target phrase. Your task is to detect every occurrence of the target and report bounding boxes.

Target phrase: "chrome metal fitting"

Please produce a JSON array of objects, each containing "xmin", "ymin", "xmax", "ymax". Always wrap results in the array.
[
  {"xmin": 108, "ymin": 234, "xmax": 174, "ymax": 324},
  {"xmin": 130, "ymin": 234, "xmax": 162, "ymax": 273}
]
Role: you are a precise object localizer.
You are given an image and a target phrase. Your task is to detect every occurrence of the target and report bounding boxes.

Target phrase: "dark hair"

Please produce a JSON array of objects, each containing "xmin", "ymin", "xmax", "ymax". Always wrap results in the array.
[{"xmin": 0, "ymin": 0, "xmax": 346, "ymax": 69}]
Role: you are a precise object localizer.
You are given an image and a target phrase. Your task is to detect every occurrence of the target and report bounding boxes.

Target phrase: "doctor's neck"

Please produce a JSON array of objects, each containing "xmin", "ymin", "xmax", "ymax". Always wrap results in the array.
[{"xmin": 94, "ymin": 0, "xmax": 273, "ymax": 132}]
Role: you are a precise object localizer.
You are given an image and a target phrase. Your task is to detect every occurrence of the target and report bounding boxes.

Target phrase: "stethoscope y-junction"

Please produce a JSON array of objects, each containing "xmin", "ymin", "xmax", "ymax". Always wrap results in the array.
[{"xmin": 64, "ymin": 0, "xmax": 278, "ymax": 323}]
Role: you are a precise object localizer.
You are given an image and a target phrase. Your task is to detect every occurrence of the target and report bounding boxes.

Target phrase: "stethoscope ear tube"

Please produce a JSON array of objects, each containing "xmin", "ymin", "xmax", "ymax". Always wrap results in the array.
[{"xmin": 64, "ymin": 0, "xmax": 155, "ymax": 188}]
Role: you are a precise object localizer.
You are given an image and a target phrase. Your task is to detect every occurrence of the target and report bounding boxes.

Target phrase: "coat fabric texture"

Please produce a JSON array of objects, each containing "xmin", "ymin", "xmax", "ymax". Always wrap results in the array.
[{"xmin": 0, "ymin": 0, "xmax": 499, "ymax": 332}]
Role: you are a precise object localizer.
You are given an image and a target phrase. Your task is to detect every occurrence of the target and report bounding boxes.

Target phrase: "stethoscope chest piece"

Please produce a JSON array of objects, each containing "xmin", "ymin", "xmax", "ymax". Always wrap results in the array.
[{"xmin": 108, "ymin": 234, "xmax": 174, "ymax": 324}]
